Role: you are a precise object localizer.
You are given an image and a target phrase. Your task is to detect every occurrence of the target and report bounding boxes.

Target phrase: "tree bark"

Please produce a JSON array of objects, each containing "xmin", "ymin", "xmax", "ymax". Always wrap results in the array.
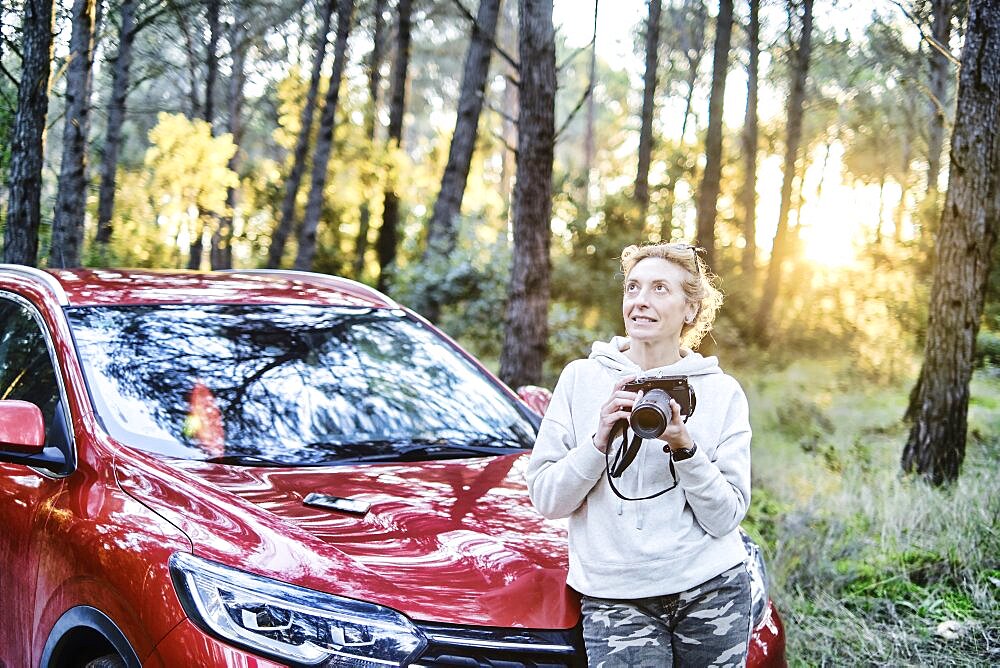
[
  {"xmin": 422, "ymin": 0, "xmax": 502, "ymax": 275},
  {"xmin": 635, "ymin": 0, "xmax": 662, "ymax": 227},
  {"xmin": 498, "ymin": 0, "xmax": 555, "ymax": 389},
  {"xmin": 353, "ymin": 0, "xmax": 388, "ymax": 279},
  {"xmin": 266, "ymin": 0, "xmax": 338, "ymax": 268},
  {"xmin": 293, "ymin": 0, "xmax": 356, "ymax": 271},
  {"xmin": 375, "ymin": 0, "xmax": 413, "ymax": 291},
  {"xmin": 694, "ymin": 0, "xmax": 734, "ymax": 270},
  {"xmin": 925, "ymin": 0, "xmax": 952, "ymax": 197},
  {"xmin": 498, "ymin": 2, "xmax": 518, "ymax": 210},
  {"xmin": 3, "ymin": 0, "xmax": 55, "ymax": 266},
  {"xmin": 93, "ymin": 0, "xmax": 137, "ymax": 251},
  {"xmin": 188, "ymin": 0, "xmax": 222, "ymax": 271},
  {"xmin": 212, "ymin": 11, "xmax": 249, "ymax": 271},
  {"xmin": 903, "ymin": 0, "xmax": 1000, "ymax": 486},
  {"xmin": 661, "ymin": 1, "xmax": 707, "ymax": 241},
  {"xmin": 752, "ymin": 0, "xmax": 813, "ymax": 344},
  {"xmin": 50, "ymin": 0, "xmax": 97, "ymax": 268},
  {"xmin": 739, "ymin": 0, "xmax": 759, "ymax": 279},
  {"xmin": 581, "ymin": 0, "xmax": 598, "ymax": 216}
]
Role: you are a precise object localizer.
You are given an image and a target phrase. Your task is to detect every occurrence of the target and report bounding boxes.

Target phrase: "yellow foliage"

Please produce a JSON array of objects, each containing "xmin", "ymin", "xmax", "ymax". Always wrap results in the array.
[{"xmin": 145, "ymin": 112, "xmax": 239, "ymax": 217}]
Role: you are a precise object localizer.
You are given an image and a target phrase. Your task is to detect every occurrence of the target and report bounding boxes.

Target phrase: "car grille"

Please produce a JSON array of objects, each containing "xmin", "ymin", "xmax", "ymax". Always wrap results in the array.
[{"xmin": 411, "ymin": 622, "xmax": 586, "ymax": 668}]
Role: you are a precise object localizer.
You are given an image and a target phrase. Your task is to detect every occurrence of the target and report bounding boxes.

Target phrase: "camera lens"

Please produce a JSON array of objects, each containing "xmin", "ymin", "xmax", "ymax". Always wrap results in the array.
[{"xmin": 629, "ymin": 388, "xmax": 673, "ymax": 439}]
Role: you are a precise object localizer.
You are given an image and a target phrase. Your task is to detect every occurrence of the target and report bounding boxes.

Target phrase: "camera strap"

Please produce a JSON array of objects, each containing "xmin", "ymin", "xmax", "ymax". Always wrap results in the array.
[{"xmin": 604, "ymin": 422, "xmax": 678, "ymax": 501}]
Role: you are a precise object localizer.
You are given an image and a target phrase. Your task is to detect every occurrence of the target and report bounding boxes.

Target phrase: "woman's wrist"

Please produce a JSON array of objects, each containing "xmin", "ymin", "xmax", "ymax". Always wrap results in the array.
[{"xmin": 669, "ymin": 441, "xmax": 697, "ymax": 461}]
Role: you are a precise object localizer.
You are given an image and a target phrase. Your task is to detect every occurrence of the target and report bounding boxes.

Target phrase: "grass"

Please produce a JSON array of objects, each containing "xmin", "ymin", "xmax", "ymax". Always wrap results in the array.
[{"xmin": 732, "ymin": 357, "xmax": 1000, "ymax": 667}]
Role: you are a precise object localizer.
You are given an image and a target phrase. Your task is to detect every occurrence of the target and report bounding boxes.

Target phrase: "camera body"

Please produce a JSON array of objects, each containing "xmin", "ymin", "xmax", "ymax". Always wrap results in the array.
[{"xmin": 623, "ymin": 375, "xmax": 697, "ymax": 439}]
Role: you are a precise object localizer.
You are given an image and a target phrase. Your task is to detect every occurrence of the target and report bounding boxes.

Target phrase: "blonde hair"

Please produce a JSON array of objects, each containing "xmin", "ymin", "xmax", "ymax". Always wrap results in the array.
[{"xmin": 620, "ymin": 242, "xmax": 723, "ymax": 348}]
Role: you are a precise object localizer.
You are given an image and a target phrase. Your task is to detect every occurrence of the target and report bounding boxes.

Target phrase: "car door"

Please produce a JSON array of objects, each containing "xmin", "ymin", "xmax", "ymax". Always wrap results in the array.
[{"xmin": 0, "ymin": 293, "xmax": 70, "ymax": 666}]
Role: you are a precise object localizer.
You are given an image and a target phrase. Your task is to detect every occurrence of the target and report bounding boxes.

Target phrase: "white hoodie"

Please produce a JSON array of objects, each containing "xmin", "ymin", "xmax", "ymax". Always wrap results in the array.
[{"xmin": 526, "ymin": 336, "xmax": 751, "ymax": 599}]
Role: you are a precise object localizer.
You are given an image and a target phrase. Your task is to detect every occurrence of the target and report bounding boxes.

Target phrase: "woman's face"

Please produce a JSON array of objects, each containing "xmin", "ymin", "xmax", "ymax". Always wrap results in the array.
[{"xmin": 622, "ymin": 257, "xmax": 697, "ymax": 345}]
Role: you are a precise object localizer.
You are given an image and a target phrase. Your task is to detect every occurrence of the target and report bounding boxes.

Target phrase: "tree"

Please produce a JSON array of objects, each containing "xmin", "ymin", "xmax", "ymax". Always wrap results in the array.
[
  {"xmin": 375, "ymin": 0, "xmax": 414, "ymax": 290},
  {"xmin": 353, "ymin": 0, "xmax": 388, "ymax": 278},
  {"xmin": 925, "ymin": 0, "xmax": 953, "ymax": 197},
  {"xmin": 184, "ymin": 0, "xmax": 223, "ymax": 270},
  {"xmin": 739, "ymin": 0, "xmax": 759, "ymax": 278},
  {"xmin": 753, "ymin": 0, "xmax": 813, "ymax": 344},
  {"xmin": 50, "ymin": 0, "xmax": 98, "ymax": 268},
  {"xmin": 421, "ymin": 0, "xmax": 502, "ymax": 319},
  {"xmin": 634, "ymin": 0, "xmax": 662, "ymax": 226},
  {"xmin": 93, "ymin": 0, "xmax": 137, "ymax": 253},
  {"xmin": 3, "ymin": 0, "xmax": 55, "ymax": 266},
  {"xmin": 693, "ymin": 0, "xmax": 733, "ymax": 269},
  {"xmin": 903, "ymin": 0, "xmax": 1000, "ymax": 486},
  {"xmin": 211, "ymin": 5, "xmax": 251, "ymax": 270},
  {"xmin": 658, "ymin": 0, "xmax": 708, "ymax": 240},
  {"xmin": 267, "ymin": 0, "xmax": 338, "ymax": 268},
  {"xmin": 293, "ymin": 0, "xmax": 357, "ymax": 271},
  {"xmin": 498, "ymin": 0, "xmax": 555, "ymax": 389}
]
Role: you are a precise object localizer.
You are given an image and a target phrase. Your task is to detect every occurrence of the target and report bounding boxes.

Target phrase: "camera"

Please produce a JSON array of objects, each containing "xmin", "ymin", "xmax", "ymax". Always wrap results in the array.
[{"xmin": 623, "ymin": 375, "xmax": 696, "ymax": 439}]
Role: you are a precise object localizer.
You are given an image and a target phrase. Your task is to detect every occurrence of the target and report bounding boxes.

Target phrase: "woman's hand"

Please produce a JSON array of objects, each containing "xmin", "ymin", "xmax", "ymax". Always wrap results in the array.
[
  {"xmin": 659, "ymin": 398, "xmax": 694, "ymax": 452},
  {"xmin": 593, "ymin": 376, "xmax": 638, "ymax": 453}
]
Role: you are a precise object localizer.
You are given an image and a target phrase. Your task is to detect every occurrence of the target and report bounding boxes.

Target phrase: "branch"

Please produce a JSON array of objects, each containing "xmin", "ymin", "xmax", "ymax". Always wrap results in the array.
[
  {"xmin": 556, "ymin": 39, "xmax": 593, "ymax": 74},
  {"xmin": 554, "ymin": 85, "xmax": 591, "ymax": 142},
  {"xmin": 485, "ymin": 97, "xmax": 517, "ymax": 125},
  {"xmin": 886, "ymin": 0, "xmax": 960, "ymax": 66},
  {"xmin": 0, "ymin": 60, "xmax": 18, "ymax": 87},
  {"xmin": 447, "ymin": 0, "xmax": 519, "ymax": 72},
  {"xmin": 490, "ymin": 128, "xmax": 518, "ymax": 156}
]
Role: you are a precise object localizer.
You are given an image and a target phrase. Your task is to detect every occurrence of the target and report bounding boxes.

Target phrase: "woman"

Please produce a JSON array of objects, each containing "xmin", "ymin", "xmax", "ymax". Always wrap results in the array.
[{"xmin": 527, "ymin": 242, "xmax": 752, "ymax": 667}]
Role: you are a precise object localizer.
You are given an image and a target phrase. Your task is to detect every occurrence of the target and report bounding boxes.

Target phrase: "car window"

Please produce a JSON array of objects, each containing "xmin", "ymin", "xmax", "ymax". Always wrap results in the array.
[
  {"xmin": 0, "ymin": 297, "xmax": 61, "ymax": 439},
  {"xmin": 66, "ymin": 304, "xmax": 535, "ymax": 464}
]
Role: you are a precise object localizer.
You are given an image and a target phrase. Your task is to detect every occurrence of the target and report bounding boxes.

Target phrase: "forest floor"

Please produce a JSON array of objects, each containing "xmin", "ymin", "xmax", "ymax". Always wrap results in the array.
[{"xmin": 736, "ymin": 357, "xmax": 1000, "ymax": 667}]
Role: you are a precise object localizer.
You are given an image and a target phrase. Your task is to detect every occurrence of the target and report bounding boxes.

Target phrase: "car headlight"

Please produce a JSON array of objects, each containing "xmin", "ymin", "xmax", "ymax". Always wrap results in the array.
[
  {"xmin": 741, "ymin": 531, "xmax": 770, "ymax": 627},
  {"xmin": 169, "ymin": 552, "xmax": 427, "ymax": 666}
]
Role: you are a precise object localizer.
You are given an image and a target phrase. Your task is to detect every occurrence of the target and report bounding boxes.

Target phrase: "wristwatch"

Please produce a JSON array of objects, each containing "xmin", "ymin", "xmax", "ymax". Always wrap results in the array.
[{"xmin": 670, "ymin": 442, "xmax": 697, "ymax": 461}]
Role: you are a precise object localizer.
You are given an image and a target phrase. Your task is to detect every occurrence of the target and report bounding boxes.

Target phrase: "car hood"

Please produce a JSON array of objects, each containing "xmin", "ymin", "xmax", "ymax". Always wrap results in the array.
[{"xmin": 115, "ymin": 450, "xmax": 578, "ymax": 629}]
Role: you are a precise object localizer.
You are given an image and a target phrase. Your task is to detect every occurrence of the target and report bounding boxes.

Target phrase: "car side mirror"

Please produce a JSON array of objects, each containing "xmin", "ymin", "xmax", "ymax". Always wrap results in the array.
[
  {"xmin": 516, "ymin": 385, "xmax": 552, "ymax": 418},
  {"xmin": 0, "ymin": 400, "xmax": 45, "ymax": 454}
]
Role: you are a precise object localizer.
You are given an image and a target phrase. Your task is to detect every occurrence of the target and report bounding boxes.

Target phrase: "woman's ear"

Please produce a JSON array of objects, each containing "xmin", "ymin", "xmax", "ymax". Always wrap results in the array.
[{"xmin": 684, "ymin": 303, "xmax": 698, "ymax": 325}]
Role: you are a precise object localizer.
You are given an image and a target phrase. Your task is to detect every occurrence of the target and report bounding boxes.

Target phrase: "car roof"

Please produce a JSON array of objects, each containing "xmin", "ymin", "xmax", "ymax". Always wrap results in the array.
[{"xmin": 0, "ymin": 266, "xmax": 398, "ymax": 309}]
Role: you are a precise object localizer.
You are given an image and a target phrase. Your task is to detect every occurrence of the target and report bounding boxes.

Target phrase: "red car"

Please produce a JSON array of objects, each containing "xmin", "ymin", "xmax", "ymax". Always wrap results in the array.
[{"xmin": 0, "ymin": 266, "xmax": 785, "ymax": 667}]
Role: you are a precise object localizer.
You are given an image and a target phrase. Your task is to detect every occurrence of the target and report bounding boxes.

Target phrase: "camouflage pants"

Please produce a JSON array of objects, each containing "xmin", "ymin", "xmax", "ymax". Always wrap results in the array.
[{"xmin": 581, "ymin": 564, "xmax": 751, "ymax": 668}]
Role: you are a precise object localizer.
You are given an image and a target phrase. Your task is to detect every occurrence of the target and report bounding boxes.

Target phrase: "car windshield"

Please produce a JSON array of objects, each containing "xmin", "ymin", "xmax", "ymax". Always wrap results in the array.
[{"xmin": 66, "ymin": 304, "xmax": 535, "ymax": 464}]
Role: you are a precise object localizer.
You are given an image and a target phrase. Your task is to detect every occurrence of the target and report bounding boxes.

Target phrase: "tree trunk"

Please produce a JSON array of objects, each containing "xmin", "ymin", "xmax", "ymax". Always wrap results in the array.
[
  {"xmin": 694, "ymin": 0, "xmax": 734, "ymax": 270},
  {"xmin": 188, "ymin": 0, "xmax": 222, "ymax": 271},
  {"xmin": 661, "ymin": 6, "xmax": 707, "ymax": 241},
  {"xmin": 3, "ymin": 0, "xmax": 55, "ymax": 266},
  {"xmin": 375, "ymin": 0, "xmax": 413, "ymax": 291},
  {"xmin": 50, "ymin": 0, "xmax": 97, "ymax": 268},
  {"xmin": 423, "ymin": 0, "xmax": 502, "ymax": 276},
  {"xmin": 498, "ymin": 2, "xmax": 518, "ymax": 211},
  {"xmin": 581, "ymin": 0, "xmax": 598, "ymax": 216},
  {"xmin": 903, "ymin": 0, "xmax": 1000, "ymax": 486},
  {"xmin": 266, "ymin": 0, "xmax": 338, "ymax": 268},
  {"xmin": 353, "ymin": 0, "xmax": 388, "ymax": 279},
  {"xmin": 94, "ymin": 0, "xmax": 137, "ymax": 251},
  {"xmin": 739, "ymin": 0, "xmax": 759, "ymax": 279},
  {"xmin": 212, "ymin": 13, "xmax": 248, "ymax": 271},
  {"xmin": 498, "ymin": 0, "xmax": 555, "ymax": 389},
  {"xmin": 293, "ymin": 0, "xmax": 356, "ymax": 271},
  {"xmin": 925, "ymin": 0, "xmax": 953, "ymax": 197},
  {"xmin": 752, "ymin": 0, "xmax": 813, "ymax": 345},
  {"xmin": 635, "ymin": 0, "xmax": 662, "ymax": 227}
]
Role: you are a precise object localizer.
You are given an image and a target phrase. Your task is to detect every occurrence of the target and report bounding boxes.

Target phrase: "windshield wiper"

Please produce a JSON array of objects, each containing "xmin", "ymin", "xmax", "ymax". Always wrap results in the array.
[
  {"xmin": 345, "ymin": 442, "xmax": 524, "ymax": 463},
  {"xmin": 306, "ymin": 437, "xmax": 527, "ymax": 464},
  {"xmin": 200, "ymin": 454, "xmax": 301, "ymax": 467}
]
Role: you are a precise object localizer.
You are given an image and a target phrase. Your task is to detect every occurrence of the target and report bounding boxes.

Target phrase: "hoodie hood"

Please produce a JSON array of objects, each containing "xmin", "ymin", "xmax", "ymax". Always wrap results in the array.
[{"xmin": 589, "ymin": 335, "xmax": 722, "ymax": 378}]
